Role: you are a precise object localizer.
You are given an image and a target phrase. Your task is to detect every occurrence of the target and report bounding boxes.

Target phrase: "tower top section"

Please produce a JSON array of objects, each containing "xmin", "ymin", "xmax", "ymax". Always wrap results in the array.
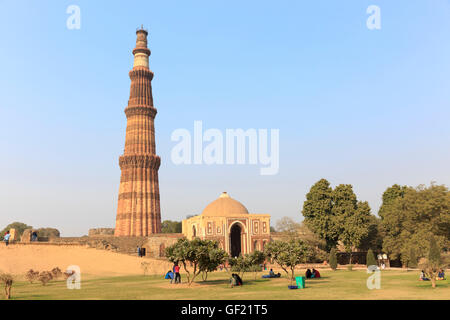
[{"xmin": 133, "ymin": 25, "xmax": 150, "ymax": 69}]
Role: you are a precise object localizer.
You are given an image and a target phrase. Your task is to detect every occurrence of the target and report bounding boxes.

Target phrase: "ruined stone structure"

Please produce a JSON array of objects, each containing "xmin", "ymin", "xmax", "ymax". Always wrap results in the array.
[
  {"xmin": 182, "ymin": 192, "xmax": 271, "ymax": 257},
  {"xmin": 115, "ymin": 27, "xmax": 162, "ymax": 236}
]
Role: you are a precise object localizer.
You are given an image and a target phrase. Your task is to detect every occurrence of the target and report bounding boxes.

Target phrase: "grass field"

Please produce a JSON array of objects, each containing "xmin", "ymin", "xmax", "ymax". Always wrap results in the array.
[{"xmin": 3, "ymin": 269, "xmax": 449, "ymax": 300}]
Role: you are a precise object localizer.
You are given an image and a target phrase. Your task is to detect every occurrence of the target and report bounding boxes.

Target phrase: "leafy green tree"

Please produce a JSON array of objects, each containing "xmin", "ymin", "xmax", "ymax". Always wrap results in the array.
[
  {"xmin": 419, "ymin": 237, "xmax": 444, "ymax": 288},
  {"xmin": 302, "ymin": 179, "xmax": 337, "ymax": 249},
  {"xmin": 329, "ymin": 248, "xmax": 338, "ymax": 271},
  {"xmin": 165, "ymin": 238, "xmax": 228, "ymax": 285},
  {"xmin": 265, "ymin": 239, "xmax": 310, "ymax": 284},
  {"xmin": 161, "ymin": 220, "xmax": 182, "ymax": 233},
  {"xmin": 403, "ymin": 247, "xmax": 418, "ymax": 269},
  {"xmin": 199, "ymin": 245, "xmax": 229, "ymax": 281},
  {"xmin": 302, "ymin": 180, "xmax": 373, "ymax": 259},
  {"xmin": 0, "ymin": 222, "xmax": 33, "ymax": 240},
  {"xmin": 334, "ymin": 191, "xmax": 372, "ymax": 265},
  {"xmin": 228, "ymin": 255, "xmax": 250, "ymax": 279},
  {"xmin": 380, "ymin": 183, "xmax": 450, "ymax": 263},
  {"xmin": 366, "ymin": 249, "xmax": 377, "ymax": 267}
]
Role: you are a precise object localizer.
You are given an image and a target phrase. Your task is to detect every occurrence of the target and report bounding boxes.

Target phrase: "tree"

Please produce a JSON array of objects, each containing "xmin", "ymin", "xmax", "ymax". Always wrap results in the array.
[
  {"xmin": 199, "ymin": 246, "xmax": 229, "ymax": 281},
  {"xmin": 248, "ymin": 250, "xmax": 266, "ymax": 280},
  {"xmin": 265, "ymin": 239, "xmax": 310, "ymax": 285},
  {"xmin": 165, "ymin": 238, "xmax": 228, "ymax": 285},
  {"xmin": 302, "ymin": 179, "xmax": 337, "ymax": 249},
  {"xmin": 419, "ymin": 237, "xmax": 444, "ymax": 288},
  {"xmin": 380, "ymin": 183, "xmax": 450, "ymax": 264},
  {"xmin": 0, "ymin": 222, "xmax": 33, "ymax": 240},
  {"xmin": 228, "ymin": 255, "xmax": 250, "ymax": 280},
  {"xmin": 366, "ymin": 249, "xmax": 377, "ymax": 267},
  {"xmin": 334, "ymin": 189, "xmax": 372, "ymax": 265},
  {"xmin": 0, "ymin": 273, "xmax": 13, "ymax": 300},
  {"xmin": 161, "ymin": 220, "xmax": 182, "ymax": 233},
  {"xmin": 227, "ymin": 251, "xmax": 265, "ymax": 280},
  {"xmin": 302, "ymin": 180, "xmax": 373, "ymax": 258},
  {"xmin": 36, "ymin": 228, "xmax": 60, "ymax": 238},
  {"xmin": 329, "ymin": 248, "xmax": 338, "ymax": 271},
  {"xmin": 275, "ymin": 217, "xmax": 301, "ymax": 238}
]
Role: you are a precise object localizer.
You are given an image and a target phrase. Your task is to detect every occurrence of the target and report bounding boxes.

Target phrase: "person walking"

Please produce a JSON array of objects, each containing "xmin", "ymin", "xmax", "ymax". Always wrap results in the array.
[{"xmin": 3, "ymin": 231, "xmax": 11, "ymax": 246}]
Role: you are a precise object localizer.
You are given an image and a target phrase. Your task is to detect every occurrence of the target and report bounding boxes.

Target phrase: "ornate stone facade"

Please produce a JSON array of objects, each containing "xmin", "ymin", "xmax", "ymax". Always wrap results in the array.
[
  {"xmin": 115, "ymin": 28, "xmax": 161, "ymax": 236},
  {"xmin": 182, "ymin": 192, "xmax": 271, "ymax": 257}
]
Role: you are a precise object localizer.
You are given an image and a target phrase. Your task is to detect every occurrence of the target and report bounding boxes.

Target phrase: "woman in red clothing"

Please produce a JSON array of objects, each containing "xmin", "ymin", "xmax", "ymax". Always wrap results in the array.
[
  {"xmin": 312, "ymin": 268, "xmax": 321, "ymax": 278},
  {"xmin": 174, "ymin": 263, "xmax": 181, "ymax": 284}
]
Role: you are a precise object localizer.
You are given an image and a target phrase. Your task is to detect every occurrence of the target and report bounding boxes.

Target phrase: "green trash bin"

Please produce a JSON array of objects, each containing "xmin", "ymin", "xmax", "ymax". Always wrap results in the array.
[{"xmin": 295, "ymin": 276, "xmax": 305, "ymax": 289}]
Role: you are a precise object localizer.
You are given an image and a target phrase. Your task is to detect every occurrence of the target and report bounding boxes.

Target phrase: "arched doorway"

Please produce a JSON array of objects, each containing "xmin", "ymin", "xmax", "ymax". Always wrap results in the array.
[{"xmin": 230, "ymin": 223, "xmax": 242, "ymax": 257}]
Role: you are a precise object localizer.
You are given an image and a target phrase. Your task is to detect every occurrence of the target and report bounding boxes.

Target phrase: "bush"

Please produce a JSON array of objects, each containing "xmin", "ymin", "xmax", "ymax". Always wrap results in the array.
[
  {"xmin": 0, "ymin": 273, "xmax": 13, "ymax": 300},
  {"xmin": 329, "ymin": 248, "xmax": 338, "ymax": 271},
  {"xmin": 51, "ymin": 267, "xmax": 62, "ymax": 279},
  {"xmin": 366, "ymin": 249, "xmax": 377, "ymax": 267},
  {"xmin": 38, "ymin": 271, "xmax": 53, "ymax": 286},
  {"xmin": 25, "ymin": 269, "xmax": 39, "ymax": 283}
]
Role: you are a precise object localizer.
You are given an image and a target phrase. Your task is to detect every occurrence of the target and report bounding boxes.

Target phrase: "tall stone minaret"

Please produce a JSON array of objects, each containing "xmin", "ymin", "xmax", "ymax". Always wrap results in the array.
[{"xmin": 115, "ymin": 27, "xmax": 161, "ymax": 236}]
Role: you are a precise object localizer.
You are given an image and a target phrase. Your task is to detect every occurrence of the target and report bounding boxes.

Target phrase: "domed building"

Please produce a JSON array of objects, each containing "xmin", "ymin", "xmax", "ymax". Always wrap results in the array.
[{"xmin": 182, "ymin": 192, "xmax": 271, "ymax": 257}]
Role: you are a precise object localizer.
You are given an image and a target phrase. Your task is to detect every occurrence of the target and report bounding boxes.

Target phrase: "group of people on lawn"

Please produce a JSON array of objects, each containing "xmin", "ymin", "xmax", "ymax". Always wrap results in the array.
[
  {"xmin": 420, "ymin": 269, "xmax": 446, "ymax": 281},
  {"xmin": 165, "ymin": 263, "xmax": 182, "ymax": 283}
]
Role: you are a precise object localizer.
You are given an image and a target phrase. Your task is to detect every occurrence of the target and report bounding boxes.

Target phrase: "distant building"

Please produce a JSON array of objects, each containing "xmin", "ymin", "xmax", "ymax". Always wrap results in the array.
[{"xmin": 182, "ymin": 192, "xmax": 271, "ymax": 257}]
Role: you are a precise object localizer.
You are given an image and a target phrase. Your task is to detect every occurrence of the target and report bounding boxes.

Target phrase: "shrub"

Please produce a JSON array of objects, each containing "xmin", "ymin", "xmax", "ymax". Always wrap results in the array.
[
  {"xmin": 38, "ymin": 271, "xmax": 53, "ymax": 286},
  {"xmin": 329, "ymin": 248, "xmax": 338, "ymax": 271},
  {"xmin": 366, "ymin": 249, "xmax": 377, "ymax": 267},
  {"xmin": 0, "ymin": 273, "xmax": 13, "ymax": 300},
  {"xmin": 51, "ymin": 267, "xmax": 62, "ymax": 279},
  {"xmin": 63, "ymin": 270, "xmax": 75, "ymax": 280},
  {"xmin": 25, "ymin": 269, "xmax": 39, "ymax": 283}
]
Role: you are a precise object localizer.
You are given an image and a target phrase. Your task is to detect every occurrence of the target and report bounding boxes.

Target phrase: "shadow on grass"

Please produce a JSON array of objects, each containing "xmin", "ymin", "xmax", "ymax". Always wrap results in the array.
[{"xmin": 197, "ymin": 278, "xmax": 271, "ymax": 287}]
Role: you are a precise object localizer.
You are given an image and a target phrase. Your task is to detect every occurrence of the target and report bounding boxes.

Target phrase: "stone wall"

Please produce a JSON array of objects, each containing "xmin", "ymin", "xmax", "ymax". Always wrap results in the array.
[
  {"xmin": 88, "ymin": 228, "xmax": 115, "ymax": 237},
  {"xmin": 48, "ymin": 233, "xmax": 185, "ymax": 258},
  {"xmin": 142, "ymin": 233, "xmax": 184, "ymax": 258}
]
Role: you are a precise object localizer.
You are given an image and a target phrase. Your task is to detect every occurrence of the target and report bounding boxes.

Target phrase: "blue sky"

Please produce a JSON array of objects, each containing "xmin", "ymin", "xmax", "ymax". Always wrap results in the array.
[{"xmin": 0, "ymin": 0, "xmax": 449, "ymax": 236}]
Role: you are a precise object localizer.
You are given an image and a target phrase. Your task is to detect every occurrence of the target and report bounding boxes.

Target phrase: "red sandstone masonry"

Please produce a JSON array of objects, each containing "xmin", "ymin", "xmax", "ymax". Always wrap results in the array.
[{"xmin": 115, "ymin": 28, "xmax": 161, "ymax": 237}]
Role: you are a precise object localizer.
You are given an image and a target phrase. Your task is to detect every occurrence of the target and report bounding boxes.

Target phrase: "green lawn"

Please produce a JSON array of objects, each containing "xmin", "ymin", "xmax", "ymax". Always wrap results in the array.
[{"xmin": 4, "ymin": 269, "xmax": 449, "ymax": 300}]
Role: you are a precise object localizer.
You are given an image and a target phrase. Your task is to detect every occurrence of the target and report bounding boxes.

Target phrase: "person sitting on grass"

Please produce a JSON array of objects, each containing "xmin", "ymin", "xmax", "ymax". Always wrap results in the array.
[
  {"xmin": 305, "ymin": 269, "xmax": 312, "ymax": 279},
  {"xmin": 230, "ymin": 273, "xmax": 243, "ymax": 287},
  {"xmin": 419, "ymin": 270, "xmax": 430, "ymax": 281},
  {"xmin": 437, "ymin": 269, "xmax": 446, "ymax": 281},
  {"xmin": 312, "ymin": 268, "xmax": 321, "ymax": 278},
  {"xmin": 269, "ymin": 269, "xmax": 275, "ymax": 277}
]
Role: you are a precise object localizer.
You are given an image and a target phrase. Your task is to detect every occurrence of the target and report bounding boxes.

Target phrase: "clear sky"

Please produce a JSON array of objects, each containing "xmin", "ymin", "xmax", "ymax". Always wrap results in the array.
[{"xmin": 1, "ymin": 1, "xmax": 449, "ymax": 236}]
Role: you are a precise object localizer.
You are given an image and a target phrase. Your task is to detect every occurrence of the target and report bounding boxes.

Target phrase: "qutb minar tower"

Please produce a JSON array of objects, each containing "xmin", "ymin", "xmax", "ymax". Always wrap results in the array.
[{"xmin": 115, "ymin": 27, "xmax": 161, "ymax": 236}]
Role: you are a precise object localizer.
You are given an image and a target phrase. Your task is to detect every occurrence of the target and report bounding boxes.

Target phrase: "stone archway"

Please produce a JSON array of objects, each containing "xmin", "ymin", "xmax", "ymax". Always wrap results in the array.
[{"xmin": 230, "ymin": 223, "xmax": 242, "ymax": 257}]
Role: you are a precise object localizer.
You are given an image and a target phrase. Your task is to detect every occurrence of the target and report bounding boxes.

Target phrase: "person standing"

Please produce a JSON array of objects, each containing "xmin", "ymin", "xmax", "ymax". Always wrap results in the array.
[
  {"xmin": 4, "ymin": 231, "xmax": 11, "ymax": 246},
  {"xmin": 137, "ymin": 246, "xmax": 141, "ymax": 257},
  {"xmin": 174, "ymin": 263, "xmax": 181, "ymax": 284}
]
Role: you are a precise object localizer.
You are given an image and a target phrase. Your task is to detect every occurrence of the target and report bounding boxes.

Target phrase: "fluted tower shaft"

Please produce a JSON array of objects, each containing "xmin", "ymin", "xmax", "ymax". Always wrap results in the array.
[{"xmin": 115, "ymin": 28, "xmax": 161, "ymax": 236}]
